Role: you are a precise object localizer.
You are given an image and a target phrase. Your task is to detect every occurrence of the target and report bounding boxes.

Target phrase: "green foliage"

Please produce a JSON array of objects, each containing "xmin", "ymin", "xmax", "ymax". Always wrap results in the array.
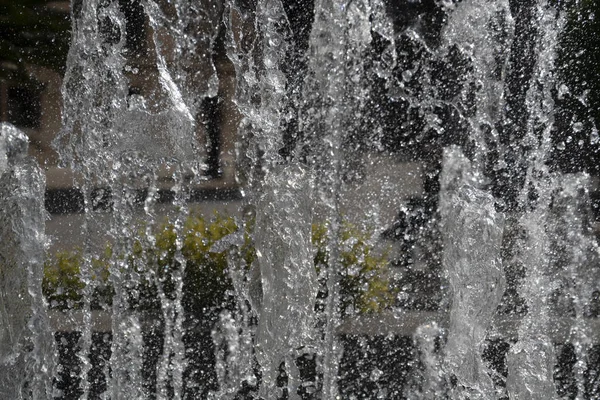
[
  {"xmin": 121, "ymin": 214, "xmax": 239, "ymax": 313},
  {"xmin": 44, "ymin": 213, "xmax": 394, "ymax": 315},
  {"xmin": 43, "ymin": 250, "xmax": 85, "ymax": 309},
  {"xmin": 181, "ymin": 214, "xmax": 237, "ymax": 313},
  {"xmin": 312, "ymin": 222, "xmax": 395, "ymax": 316},
  {"xmin": 43, "ymin": 246, "xmax": 112, "ymax": 309}
]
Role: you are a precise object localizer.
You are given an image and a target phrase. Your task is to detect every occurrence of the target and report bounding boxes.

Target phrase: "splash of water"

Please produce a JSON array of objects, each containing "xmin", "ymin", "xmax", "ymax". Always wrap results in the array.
[
  {"xmin": 0, "ymin": 123, "xmax": 56, "ymax": 399},
  {"xmin": 2, "ymin": 0, "xmax": 597, "ymax": 398},
  {"xmin": 440, "ymin": 146, "xmax": 505, "ymax": 399}
]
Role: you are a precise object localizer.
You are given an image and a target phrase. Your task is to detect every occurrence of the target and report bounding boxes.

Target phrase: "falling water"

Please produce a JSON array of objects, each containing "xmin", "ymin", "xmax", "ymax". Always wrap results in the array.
[
  {"xmin": 439, "ymin": 146, "xmax": 506, "ymax": 399},
  {"xmin": 0, "ymin": 123, "xmax": 56, "ymax": 399},
  {"xmin": 2, "ymin": 0, "xmax": 600, "ymax": 398}
]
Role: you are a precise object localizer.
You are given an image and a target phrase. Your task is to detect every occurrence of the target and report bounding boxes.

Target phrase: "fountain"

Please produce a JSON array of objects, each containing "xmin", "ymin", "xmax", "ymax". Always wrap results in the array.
[{"xmin": 1, "ymin": 0, "xmax": 600, "ymax": 398}]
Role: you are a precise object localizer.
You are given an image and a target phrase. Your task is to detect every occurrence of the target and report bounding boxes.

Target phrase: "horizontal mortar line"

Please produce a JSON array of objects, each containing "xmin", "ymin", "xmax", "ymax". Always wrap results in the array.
[
  {"xmin": 45, "ymin": 186, "xmax": 243, "ymax": 214},
  {"xmin": 46, "ymin": 310, "xmax": 600, "ymax": 342}
]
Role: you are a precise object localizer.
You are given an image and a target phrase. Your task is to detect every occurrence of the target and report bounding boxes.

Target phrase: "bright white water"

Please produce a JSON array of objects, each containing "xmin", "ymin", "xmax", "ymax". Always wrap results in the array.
[
  {"xmin": 1, "ymin": 0, "xmax": 600, "ymax": 399},
  {"xmin": 0, "ymin": 123, "xmax": 56, "ymax": 398},
  {"xmin": 440, "ymin": 146, "xmax": 506, "ymax": 399}
]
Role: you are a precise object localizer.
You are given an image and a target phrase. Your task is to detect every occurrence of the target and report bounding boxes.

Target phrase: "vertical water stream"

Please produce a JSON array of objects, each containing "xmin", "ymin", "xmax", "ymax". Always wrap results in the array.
[
  {"xmin": 1, "ymin": 0, "xmax": 594, "ymax": 398},
  {"xmin": 0, "ymin": 124, "xmax": 56, "ymax": 399}
]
